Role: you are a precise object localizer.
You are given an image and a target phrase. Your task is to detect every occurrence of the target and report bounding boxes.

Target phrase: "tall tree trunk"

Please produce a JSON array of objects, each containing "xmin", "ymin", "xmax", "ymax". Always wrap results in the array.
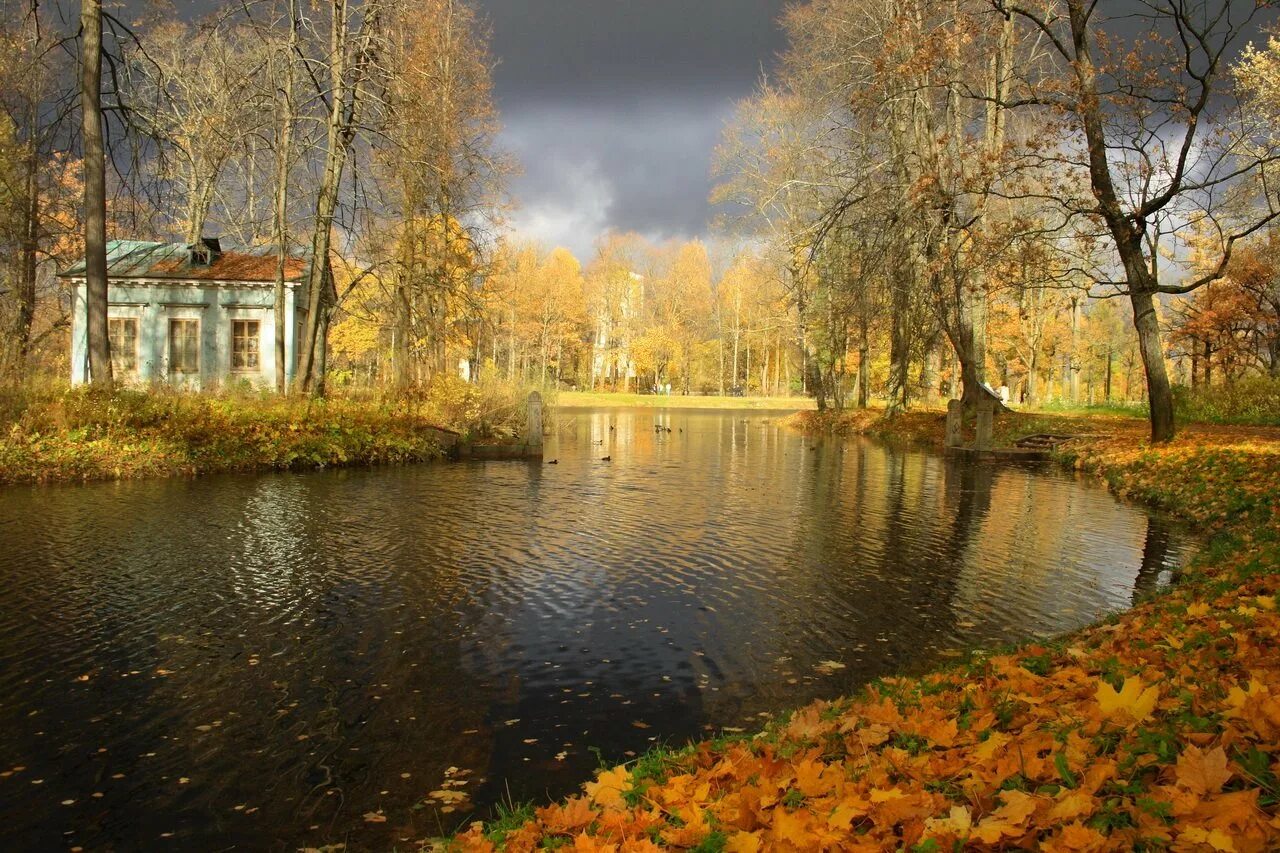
[
  {"xmin": 922, "ymin": 341, "xmax": 939, "ymax": 405},
  {"xmin": 1068, "ymin": 0, "xmax": 1174, "ymax": 440},
  {"xmin": 1026, "ymin": 352, "xmax": 1038, "ymax": 405},
  {"xmin": 1068, "ymin": 296, "xmax": 1081, "ymax": 402},
  {"xmin": 184, "ymin": 179, "xmax": 217, "ymax": 245},
  {"xmin": 1129, "ymin": 286, "xmax": 1174, "ymax": 437},
  {"xmin": 731, "ymin": 293, "xmax": 741, "ymax": 388},
  {"xmin": 15, "ymin": 132, "xmax": 38, "ymax": 360},
  {"xmin": 716, "ymin": 307, "xmax": 725, "ymax": 395},
  {"xmin": 857, "ymin": 316, "xmax": 869, "ymax": 409},
  {"xmin": 509, "ymin": 308, "xmax": 517, "ymax": 381},
  {"xmin": 1105, "ymin": 345, "xmax": 1113, "ymax": 402},
  {"xmin": 81, "ymin": 0, "xmax": 111, "ymax": 388},
  {"xmin": 391, "ymin": 274, "xmax": 412, "ymax": 389},
  {"xmin": 273, "ymin": 0, "xmax": 298, "ymax": 394},
  {"xmin": 313, "ymin": 306, "xmax": 332, "ymax": 396}
]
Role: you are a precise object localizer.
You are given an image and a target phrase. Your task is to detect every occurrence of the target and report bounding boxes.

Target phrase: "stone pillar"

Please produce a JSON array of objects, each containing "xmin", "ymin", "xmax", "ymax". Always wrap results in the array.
[
  {"xmin": 945, "ymin": 399, "xmax": 963, "ymax": 448},
  {"xmin": 975, "ymin": 399, "xmax": 994, "ymax": 451},
  {"xmin": 527, "ymin": 391, "xmax": 544, "ymax": 446}
]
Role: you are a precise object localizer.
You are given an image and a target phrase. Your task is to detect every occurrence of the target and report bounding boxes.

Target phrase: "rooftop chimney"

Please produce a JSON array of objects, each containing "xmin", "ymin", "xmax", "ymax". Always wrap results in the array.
[{"xmin": 189, "ymin": 237, "xmax": 222, "ymax": 267}]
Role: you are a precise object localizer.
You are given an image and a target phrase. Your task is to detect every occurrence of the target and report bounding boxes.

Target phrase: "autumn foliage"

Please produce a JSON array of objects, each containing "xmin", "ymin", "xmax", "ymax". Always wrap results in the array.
[{"xmin": 448, "ymin": 422, "xmax": 1280, "ymax": 852}]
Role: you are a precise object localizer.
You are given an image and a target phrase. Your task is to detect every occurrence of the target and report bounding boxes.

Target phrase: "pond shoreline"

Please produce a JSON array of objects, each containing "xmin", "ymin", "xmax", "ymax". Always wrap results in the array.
[
  {"xmin": 449, "ymin": 412, "xmax": 1280, "ymax": 851},
  {"xmin": 0, "ymin": 391, "xmax": 807, "ymax": 488}
]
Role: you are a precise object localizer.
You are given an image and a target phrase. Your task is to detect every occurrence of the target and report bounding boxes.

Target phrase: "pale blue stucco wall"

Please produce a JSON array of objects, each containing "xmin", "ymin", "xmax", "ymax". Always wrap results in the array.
[{"xmin": 69, "ymin": 279, "xmax": 302, "ymax": 389}]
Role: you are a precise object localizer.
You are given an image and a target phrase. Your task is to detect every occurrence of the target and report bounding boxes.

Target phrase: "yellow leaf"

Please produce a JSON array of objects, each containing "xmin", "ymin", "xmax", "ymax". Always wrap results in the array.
[
  {"xmin": 1095, "ymin": 676, "xmax": 1159, "ymax": 725},
  {"xmin": 769, "ymin": 807, "xmax": 813, "ymax": 848},
  {"xmin": 1187, "ymin": 602, "xmax": 1211, "ymax": 617},
  {"xmin": 1225, "ymin": 679, "xmax": 1267, "ymax": 714},
  {"xmin": 584, "ymin": 765, "xmax": 630, "ymax": 810},
  {"xmin": 724, "ymin": 831, "xmax": 761, "ymax": 853},
  {"xmin": 1047, "ymin": 789, "xmax": 1094, "ymax": 822},
  {"xmin": 923, "ymin": 804, "xmax": 972, "ymax": 838},
  {"xmin": 1179, "ymin": 826, "xmax": 1237, "ymax": 851},
  {"xmin": 870, "ymin": 787, "xmax": 905, "ymax": 803},
  {"xmin": 973, "ymin": 731, "xmax": 1011, "ymax": 761},
  {"xmin": 971, "ymin": 790, "xmax": 1039, "ymax": 844},
  {"xmin": 827, "ymin": 802, "xmax": 864, "ymax": 831}
]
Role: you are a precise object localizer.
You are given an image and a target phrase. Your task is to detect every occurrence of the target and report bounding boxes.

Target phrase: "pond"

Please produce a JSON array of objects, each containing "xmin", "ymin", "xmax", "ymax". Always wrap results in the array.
[{"xmin": 0, "ymin": 408, "xmax": 1191, "ymax": 850}]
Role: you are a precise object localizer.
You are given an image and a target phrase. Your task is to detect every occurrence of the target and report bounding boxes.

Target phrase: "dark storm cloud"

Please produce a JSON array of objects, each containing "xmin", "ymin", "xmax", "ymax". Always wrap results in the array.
[
  {"xmin": 475, "ymin": 0, "xmax": 790, "ymax": 255},
  {"xmin": 480, "ymin": 0, "xmax": 789, "ymax": 101}
]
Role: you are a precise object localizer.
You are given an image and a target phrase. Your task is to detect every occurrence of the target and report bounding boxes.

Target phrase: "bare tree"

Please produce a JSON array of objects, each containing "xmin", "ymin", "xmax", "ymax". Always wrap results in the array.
[
  {"xmin": 997, "ymin": 0, "xmax": 1280, "ymax": 441},
  {"xmin": 294, "ymin": 0, "xmax": 381, "ymax": 395},
  {"xmin": 121, "ymin": 19, "xmax": 271, "ymax": 243}
]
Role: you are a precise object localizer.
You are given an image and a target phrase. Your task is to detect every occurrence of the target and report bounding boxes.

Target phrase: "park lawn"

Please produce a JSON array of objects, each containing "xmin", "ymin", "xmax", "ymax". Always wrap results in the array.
[
  {"xmin": 557, "ymin": 391, "xmax": 816, "ymax": 411},
  {"xmin": 445, "ymin": 414, "xmax": 1280, "ymax": 852}
]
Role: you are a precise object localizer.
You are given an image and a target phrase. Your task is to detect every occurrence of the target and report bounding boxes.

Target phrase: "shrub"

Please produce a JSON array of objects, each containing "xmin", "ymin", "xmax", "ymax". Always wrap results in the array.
[
  {"xmin": 0, "ymin": 376, "xmax": 533, "ymax": 484},
  {"xmin": 1173, "ymin": 376, "xmax": 1280, "ymax": 426}
]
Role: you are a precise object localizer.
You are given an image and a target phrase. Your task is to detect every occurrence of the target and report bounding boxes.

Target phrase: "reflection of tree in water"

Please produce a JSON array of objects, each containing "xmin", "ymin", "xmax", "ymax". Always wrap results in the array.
[
  {"xmin": 1133, "ymin": 517, "xmax": 1176, "ymax": 605},
  {"xmin": 777, "ymin": 440, "xmax": 976, "ymax": 690},
  {"xmin": 942, "ymin": 458, "xmax": 995, "ymax": 562}
]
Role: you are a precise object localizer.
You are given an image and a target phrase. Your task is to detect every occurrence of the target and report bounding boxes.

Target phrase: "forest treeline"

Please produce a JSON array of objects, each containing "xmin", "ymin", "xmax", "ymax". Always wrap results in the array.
[{"xmin": 2, "ymin": 1, "xmax": 1280, "ymax": 439}]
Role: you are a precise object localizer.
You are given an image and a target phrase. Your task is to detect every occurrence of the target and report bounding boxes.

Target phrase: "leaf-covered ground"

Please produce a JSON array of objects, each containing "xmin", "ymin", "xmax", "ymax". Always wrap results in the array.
[{"xmin": 446, "ymin": 417, "xmax": 1280, "ymax": 852}]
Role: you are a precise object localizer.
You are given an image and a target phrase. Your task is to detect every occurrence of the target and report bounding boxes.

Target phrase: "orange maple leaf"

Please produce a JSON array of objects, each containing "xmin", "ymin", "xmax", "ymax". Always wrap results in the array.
[
  {"xmin": 538, "ymin": 795, "xmax": 597, "ymax": 834},
  {"xmin": 972, "ymin": 790, "xmax": 1041, "ymax": 844},
  {"xmin": 724, "ymin": 830, "xmax": 762, "ymax": 853},
  {"xmin": 769, "ymin": 807, "xmax": 818, "ymax": 851},
  {"xmin": 1175, "ymin": 745, "xmax": 1232, "ymax": 796}
]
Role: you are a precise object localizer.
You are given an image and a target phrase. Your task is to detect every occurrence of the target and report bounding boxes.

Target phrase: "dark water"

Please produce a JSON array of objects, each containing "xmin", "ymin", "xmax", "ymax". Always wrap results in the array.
[{"xmin": 0, "ymin": 408, "xmax": 1190, "ymax": 851}]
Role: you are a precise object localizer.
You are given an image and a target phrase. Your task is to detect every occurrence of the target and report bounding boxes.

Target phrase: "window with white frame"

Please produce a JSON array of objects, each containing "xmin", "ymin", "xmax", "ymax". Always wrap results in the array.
[
  {"xmin": 231, "ymin": 319, "xmax": 261, "ymax": 372},
  {"xmin": 108, "ymin": 317, "xmax": 138, "ymax": 375},
  {"xmin": 169, "ymin": 318, "xmax": 200, "ymax": 375}
]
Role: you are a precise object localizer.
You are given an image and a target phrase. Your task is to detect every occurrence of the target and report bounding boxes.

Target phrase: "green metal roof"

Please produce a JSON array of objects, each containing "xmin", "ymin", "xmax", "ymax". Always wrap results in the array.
[{"xmin": 59, "ymin": 240, "xmax": 308, "ymax": 282}]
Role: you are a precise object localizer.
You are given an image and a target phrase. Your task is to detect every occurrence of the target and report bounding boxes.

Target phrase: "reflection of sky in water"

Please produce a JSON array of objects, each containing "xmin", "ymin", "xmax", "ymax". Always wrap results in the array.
[{"xmin": 0, "ymin": 409, "xmax": 1191, "ymax": 851}]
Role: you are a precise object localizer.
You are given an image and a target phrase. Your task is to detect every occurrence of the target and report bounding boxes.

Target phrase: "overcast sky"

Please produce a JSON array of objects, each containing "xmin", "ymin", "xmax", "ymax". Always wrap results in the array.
[{"xmin": 474, "ymin": 0, "xmax": 790, "ymax": 259}]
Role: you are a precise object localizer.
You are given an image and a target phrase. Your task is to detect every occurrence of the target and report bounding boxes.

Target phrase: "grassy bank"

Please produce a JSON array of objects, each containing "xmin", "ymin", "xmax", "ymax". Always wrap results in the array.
[
  {"xmin": 0, "ymin": 379, "xmax": 529, "ymax": 485},
  {"xmin": 447, "ymin": 411, "xmax": 1280, "ymax": 851},
  {"xmin": 557, "ymin": 391, "xmax": 815, "ymax": 411}
]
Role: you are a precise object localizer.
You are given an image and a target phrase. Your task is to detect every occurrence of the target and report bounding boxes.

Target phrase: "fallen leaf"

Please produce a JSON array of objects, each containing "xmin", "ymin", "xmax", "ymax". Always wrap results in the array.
[
  {"xmin": 1175, "ymin": 745, "xmax": 1231, "ymax": 796},
  {"xmin": 1095, "ymin": 676, "xmax": 1159, "ymax": 725}
]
